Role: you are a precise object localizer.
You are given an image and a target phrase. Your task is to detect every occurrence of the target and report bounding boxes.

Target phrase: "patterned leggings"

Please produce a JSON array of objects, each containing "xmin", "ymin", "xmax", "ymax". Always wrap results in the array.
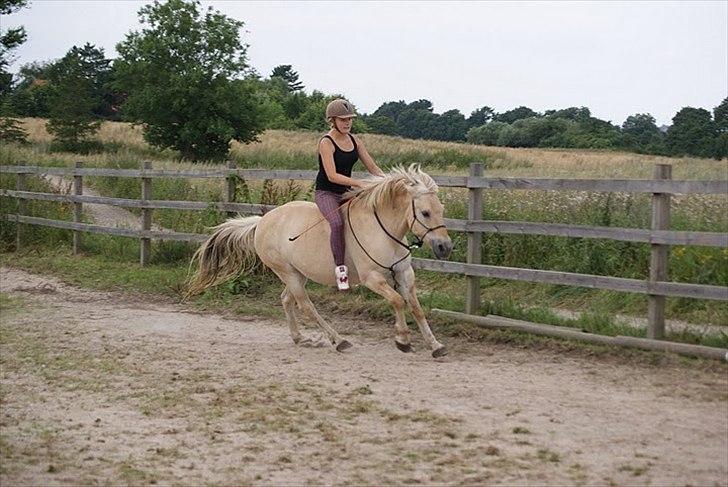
[{"xmin": 314, "ymin": 190, "xmax": 346, "ymax": 266}]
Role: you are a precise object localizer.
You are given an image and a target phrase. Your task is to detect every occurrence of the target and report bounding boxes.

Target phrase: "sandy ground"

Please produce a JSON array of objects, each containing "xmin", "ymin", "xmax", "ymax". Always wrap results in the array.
[{"xmin": 1, "ymin": 267, "xmax": 727, "ymax": 486}]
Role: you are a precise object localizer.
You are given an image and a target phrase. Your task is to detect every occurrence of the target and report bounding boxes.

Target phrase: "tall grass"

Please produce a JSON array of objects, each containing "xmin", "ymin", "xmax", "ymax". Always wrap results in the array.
[
  {"xmin": 15, "ymin": 117, "xmax": 728, "ymax": 178},
  {"xmin": 0, "ymin": 173, "xmax": 73, "ymax": 251}
]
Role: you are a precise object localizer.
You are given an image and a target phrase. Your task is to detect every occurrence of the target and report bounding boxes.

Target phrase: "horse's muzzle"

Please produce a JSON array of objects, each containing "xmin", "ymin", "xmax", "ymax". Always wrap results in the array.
[{"xmin": 431, "ymin": 237, "xmax": 453, "ymax": 260}]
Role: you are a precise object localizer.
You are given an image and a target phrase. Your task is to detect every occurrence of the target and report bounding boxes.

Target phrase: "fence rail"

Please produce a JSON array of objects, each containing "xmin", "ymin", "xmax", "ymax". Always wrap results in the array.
[
  {"xmin": 2, "ymin": 161, "xmax": 727, "ymax": 341},
  {"xmin": 4, "ymin": 190, "xmax": 727, "ymax": 247},
  {"xmin": 2, "ymin": 164, "xmax": 727, "ymax": 194}
]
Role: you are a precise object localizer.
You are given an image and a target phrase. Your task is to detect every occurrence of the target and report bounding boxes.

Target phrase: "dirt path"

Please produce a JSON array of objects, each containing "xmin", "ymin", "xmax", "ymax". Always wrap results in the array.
[
  {"xmin": 42, "ymin": 174, "xmax": 170, "ymax": 232},
  {"xmin": 1, "ymin": 267, "xmax": 726, "ymax": 486}
]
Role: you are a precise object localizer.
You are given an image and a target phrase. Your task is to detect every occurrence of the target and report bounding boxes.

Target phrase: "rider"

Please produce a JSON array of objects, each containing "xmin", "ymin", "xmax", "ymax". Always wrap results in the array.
[{"xmin": 315, "ymin": 98, "xmax": 385, "ymax": 291}]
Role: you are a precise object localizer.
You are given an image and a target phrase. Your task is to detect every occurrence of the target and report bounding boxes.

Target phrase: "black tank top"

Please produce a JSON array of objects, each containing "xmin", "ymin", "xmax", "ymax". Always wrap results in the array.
[{"xmin": 315, "ymin": 134, "xmax": 359, "ymax": 194}]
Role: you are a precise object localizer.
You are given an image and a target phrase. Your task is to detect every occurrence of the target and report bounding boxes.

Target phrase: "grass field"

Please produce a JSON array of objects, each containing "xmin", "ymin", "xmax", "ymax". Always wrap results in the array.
[
  {"xmin": 1, "ymin": 118, "xmax": 726, "ymax": 343},
  {"xmin": 10, "ymin": 117, "xmax": 727, "ymax": 179}
]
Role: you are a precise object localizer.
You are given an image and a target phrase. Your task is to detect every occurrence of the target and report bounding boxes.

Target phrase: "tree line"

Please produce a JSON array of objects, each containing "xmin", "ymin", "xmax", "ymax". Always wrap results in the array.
[{"xmin": 1, "ymin": 0, "xmax": 726, "ymax": 161}]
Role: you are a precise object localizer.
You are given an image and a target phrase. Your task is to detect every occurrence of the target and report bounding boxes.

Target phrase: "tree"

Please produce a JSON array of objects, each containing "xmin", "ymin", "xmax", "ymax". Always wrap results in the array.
[
  {"xmin": 289, "ymin": 90, "xmax": 329, "ymax": 131},
  {"xmin": 283, "ymin": 91, "xmax": 308, "ymax": 120},
  {"xmin": 494, "ymin": 106, "xmax": 538, "ymax": 124},
  {"xmin": 466, "ymin": 121, "xmax": 509, "ymax": 146},
  {"xmin": 48, "ymin": 44, "xmax": 114, "ymax": 117},
  {"xmin": 45, "ymin": 46, "xmax": 105, "ymax": 152},
  {"xmin": 0, "ymin": 0, "xmax": 29, "ymax": 143},
  {"xmin": 714, "ymin": 97, "xmax": 728, "ymax": 134},
  {"xmin": 430, "ymin": 109, "xmax": 468, "ymax": 141},
  {"xmin": 270, "ymin": 64, "xmax": 304, "ymax": 92},
  {"xmin": 6, "ymin": 62, "xmax": 53, "ymax": 117},
  {"xmin": 714, "ymin": 98, "xmax": 728, "ymax": 159},
  {"xmin": 515, "ymin": 117, "xmax": 571, "ymax": 147},
  {"xmin": 364, "ymin": 115, "xmax": 397, "ymax": 135},
  {"xmin": 466, "ymin": 106, "xmax": 494, "ymax": 128},
  {"xmin": 114, "ymin": 0, "xmax": 265, "ymax": 161},
  {"xmin": 621, "ymin": 113, "xmax": 662, "ymax": 150},
  {"xmin": 544, "ymin": 107, "xmax": 591, "ymax": 122},
  {"xmin": 407, "ymin": 99, "xmax": 434, "ymax": 112},
  {"xmin": 0, "ymin": 0, "xmax": 28, "ymax": 97},
  {"xmin": 665, "ymin": 107, "xmax": 716, "ymax": 158},
  {"xmin": 396, "ymin": 106, "xmax": 437, "ymax": 139},
  {"xmin": 372, "ymin": 100, "xmax": 407, "ymax": 120}
]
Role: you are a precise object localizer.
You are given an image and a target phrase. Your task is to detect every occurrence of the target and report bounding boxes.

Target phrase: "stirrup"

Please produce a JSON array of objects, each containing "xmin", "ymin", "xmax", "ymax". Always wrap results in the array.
[{"xmin": 335, "ymin": 265, "xmax": 350, "ymax": 291}]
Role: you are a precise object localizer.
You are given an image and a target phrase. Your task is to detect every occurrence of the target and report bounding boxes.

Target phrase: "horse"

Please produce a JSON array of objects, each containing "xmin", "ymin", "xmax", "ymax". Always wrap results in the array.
[{"xmin": 186, "ymin": 165, "xmax": 453, "ymax": 358}]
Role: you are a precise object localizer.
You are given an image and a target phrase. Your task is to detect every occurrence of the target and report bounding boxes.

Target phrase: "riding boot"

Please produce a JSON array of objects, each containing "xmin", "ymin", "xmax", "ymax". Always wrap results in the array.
[{"xmin": 335, "ymin": 265, "xmax": 350, "ymax": 291}]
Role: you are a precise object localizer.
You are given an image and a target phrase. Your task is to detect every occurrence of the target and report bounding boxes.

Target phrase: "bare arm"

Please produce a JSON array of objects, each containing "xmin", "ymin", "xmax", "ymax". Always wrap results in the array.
[
  {"xmin": 319, "ymin": 138, "xmax": 365, "ymax": 188},
  {"xmin": 354, "ymin": 135, "xmax": 385, "ymax": 177}
]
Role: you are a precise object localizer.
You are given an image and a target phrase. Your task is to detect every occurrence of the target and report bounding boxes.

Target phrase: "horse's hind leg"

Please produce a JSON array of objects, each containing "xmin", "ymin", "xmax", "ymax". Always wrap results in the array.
[
  {"xmin": 281, "ymin": 287, "xmax": 303, "ymax": 344},
  {"xmin": 281, "ymin": 287, "xmax": 326, "ymax": 348},
  {"xmin": 283, "ymin": 270, "xmax": 352, "ymax": 352},
  {"xmin": 361, "ymin": 271, "xmax": 413, "ymax": 352}
]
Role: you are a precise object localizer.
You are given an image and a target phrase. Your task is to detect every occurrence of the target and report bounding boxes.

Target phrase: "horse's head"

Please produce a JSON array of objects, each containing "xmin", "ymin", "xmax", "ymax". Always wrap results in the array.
[
  {"xmin": 409, "ymin": 189, "xmax": 453, "ymax": 260},
  {"xmin": 349, "ymin": 164, "xmax": 453, "ymax": 260}
]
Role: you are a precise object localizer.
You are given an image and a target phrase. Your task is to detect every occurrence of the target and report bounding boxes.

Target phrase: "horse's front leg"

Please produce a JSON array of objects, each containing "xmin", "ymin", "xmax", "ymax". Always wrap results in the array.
[
  {"xmin": 361, "ymin": 271, "xmax": 413, "ymax": 352},
  {"xmin": 396, "ymin": 266, "xmax": 447, "ymax": 358}
]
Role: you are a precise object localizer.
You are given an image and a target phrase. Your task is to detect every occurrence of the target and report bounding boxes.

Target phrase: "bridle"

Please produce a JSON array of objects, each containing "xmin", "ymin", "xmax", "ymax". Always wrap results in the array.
[{"xmin": 347, "ymin": 196, "xmax": 446, "ymax": 288}]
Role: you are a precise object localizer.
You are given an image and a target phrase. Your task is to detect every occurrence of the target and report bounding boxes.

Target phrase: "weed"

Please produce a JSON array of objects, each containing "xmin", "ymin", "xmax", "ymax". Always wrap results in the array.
[
  {"xmin": 618, "ymin": 463, "xmax": 651, "ymax": 477},
  {"xmin": 118, "ymin": 461, "xmax": 149, "ymax": 482},
  {"xmin": 347, "ymin": 399, "xmax": 375, "ymax": 415},
  {"xmin": 354, "ymin": 384, "xmax": 373, "ymax": 395},
  {"xmin": 537, "ymin": 448, "xmax": 561, "ymax": 463},
  {"xmin": 484, "ymin": 445, "xmax": 500, "ymax": 456}
]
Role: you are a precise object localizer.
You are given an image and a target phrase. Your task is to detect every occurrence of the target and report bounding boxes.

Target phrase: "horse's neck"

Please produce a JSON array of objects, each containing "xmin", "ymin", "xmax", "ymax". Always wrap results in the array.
[{"xmin": 373, "ymin": 196, "xmax": 411, "ymax": 240}]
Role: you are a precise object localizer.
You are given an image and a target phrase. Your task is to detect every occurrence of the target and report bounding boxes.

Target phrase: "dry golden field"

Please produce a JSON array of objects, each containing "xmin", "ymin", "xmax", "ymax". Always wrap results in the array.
[{"xmin": 13, "ymin": 118, "xmax": 728, "ymax": 181}]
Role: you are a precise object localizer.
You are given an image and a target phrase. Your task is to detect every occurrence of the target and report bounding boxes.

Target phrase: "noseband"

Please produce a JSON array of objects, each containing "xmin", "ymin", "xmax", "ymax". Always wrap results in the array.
[{"xmin": 347, "ymin": 198, "xmax": 446, "ymax": 288}]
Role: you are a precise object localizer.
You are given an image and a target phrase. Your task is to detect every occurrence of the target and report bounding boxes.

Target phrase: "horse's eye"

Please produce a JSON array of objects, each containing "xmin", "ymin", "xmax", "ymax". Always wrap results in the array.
[{"xmin": 422, "ymin": 211, "xmax": 430, "ymax": 218}]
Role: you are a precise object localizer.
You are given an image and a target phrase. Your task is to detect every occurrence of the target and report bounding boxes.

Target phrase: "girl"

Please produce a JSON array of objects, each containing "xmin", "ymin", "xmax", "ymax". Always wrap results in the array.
[{"xmin": 315, "ymin": 98, "xmax": 384, "ymax": 290}]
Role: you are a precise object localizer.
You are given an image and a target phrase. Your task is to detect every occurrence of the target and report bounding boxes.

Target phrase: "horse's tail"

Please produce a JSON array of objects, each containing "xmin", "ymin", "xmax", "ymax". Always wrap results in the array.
[{"xmin": 185, "ymin": 216, "xmax": 262, "ymax": 299}]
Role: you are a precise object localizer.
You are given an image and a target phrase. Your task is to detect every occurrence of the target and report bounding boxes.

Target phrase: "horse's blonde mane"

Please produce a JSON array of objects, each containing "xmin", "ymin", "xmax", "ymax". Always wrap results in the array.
[{"xmin": 345, "ymin": 164, "xmax": 438, "ymax": 209}]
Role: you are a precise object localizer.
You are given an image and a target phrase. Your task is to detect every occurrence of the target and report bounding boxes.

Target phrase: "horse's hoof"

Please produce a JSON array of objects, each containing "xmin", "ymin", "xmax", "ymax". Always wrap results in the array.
[
  {"xmin": 395, "ymin": 341, "xmax": 413, "ymax": 353},
  {"xmin": 432, "ymin": 346, "xmax": 448, "ymax": 358},
  {"xmin": 336, "ymin": 340, "xmax": 353, "ymax": 352}
]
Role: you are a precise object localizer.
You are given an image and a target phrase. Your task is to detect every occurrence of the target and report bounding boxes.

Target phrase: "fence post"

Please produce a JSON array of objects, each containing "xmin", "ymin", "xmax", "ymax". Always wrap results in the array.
[
  {"xmin": 140, "ymin": 160, "xmax": 152, "ymax": 266},
  {"xmin": 73, "ymin": 161, "xmax": 83, "ymax": 254},
  {"xmin": 648, "ymin": 163, "xmax": 672, "ymax": 339},
  {"xmin": 225, "ymin": 160, "xmax": 237, "ymax": 218},
  {"xmin": 465, "ymin": 162, "xmax": 484, "ymax": 315},
  {"xmin": 15, "ymin": 160, "xmax": 27, "ymax": 252}
]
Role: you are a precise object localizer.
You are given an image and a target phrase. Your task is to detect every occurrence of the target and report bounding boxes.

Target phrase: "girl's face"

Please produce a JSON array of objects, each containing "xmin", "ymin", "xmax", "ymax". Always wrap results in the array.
[{"xmin": 334, "ymin": 117, "xmax": 353, "ymax": 133}]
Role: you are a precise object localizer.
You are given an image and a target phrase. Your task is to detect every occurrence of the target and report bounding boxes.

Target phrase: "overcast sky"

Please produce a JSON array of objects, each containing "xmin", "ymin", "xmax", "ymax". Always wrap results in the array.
[{"xmin": 3, "ymin": 0, "xmax": 727, "ymax": 126}]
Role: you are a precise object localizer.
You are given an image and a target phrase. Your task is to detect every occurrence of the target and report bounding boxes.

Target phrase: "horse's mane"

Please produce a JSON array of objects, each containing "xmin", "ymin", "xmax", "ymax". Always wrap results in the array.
[{"xmin": 345, "ymin": 164, "xmax": 438, "ymax": 209}]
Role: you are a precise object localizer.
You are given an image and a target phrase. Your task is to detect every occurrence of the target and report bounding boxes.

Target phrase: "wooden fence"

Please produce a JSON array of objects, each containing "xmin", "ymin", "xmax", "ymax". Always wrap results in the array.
[{"xmin": 2, "ymin": 161, "xmax": 727, "ymax": 343}]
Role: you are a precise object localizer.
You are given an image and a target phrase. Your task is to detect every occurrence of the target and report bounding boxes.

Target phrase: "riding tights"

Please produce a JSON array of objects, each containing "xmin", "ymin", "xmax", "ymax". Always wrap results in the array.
[{"xmin": 314, "ymin": 190, "xmax": 345, "ymax": 266}]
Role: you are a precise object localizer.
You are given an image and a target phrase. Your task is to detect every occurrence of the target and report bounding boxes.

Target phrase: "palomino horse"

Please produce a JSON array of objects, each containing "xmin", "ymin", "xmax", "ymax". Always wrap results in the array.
[{"xmin": 187, "ymin": 165, "xmax": 453, "ymax": 358}]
